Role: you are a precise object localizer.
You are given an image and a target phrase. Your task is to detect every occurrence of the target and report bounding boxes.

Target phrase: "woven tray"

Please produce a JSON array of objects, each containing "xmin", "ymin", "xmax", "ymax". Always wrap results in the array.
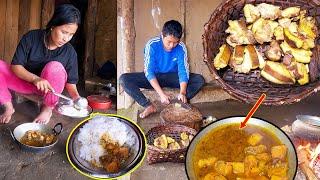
[
  {"xmin": 160, "ymin": 104, "xmax": 203, "ymax": 131},
  {"xmin": 146, "ymin": 125, "xmax": 197, "ymax": 164},
  {"xmin": 203, "ymin": 0, "xmax": 320, "ymax": 105}
]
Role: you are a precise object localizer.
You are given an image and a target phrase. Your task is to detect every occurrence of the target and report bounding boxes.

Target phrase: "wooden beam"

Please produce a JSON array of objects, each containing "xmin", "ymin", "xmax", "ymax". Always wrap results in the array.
[
  {"xmin": 41, "ymin": 0, "xmax": 55, "ymax": 29},
  {"xmin": 84, "ymin": 0, "xmax": 97, "ymax": 80},
  {"xmin": 18, "ymin": 0, "xmax": 31, "ymax": 41},
  {"xmin": 0, "ymin": 0, "xmax": 7, "ymax": 60}
]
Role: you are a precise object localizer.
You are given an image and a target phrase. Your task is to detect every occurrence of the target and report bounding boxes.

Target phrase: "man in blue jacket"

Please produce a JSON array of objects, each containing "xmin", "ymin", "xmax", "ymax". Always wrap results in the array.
[{"xmin": 120, "ymin": 20, "xmax": 205, "ymax": 118}]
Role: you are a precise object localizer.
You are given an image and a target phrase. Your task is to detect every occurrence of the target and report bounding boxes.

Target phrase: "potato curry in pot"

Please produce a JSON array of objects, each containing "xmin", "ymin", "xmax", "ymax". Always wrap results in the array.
[
  {"xmin": 193, "ymin": 124, "xmax": 289, "ymax": 180},
  {"xmin": 20, "ymin": 130, "xmax": 56, "ymax": 147}
]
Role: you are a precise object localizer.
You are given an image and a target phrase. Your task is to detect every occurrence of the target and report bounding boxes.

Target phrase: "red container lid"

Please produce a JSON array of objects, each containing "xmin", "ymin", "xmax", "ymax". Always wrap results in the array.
[{"xmin": 87, "ymin": 95, "xmax": 112, "ymax": 110}]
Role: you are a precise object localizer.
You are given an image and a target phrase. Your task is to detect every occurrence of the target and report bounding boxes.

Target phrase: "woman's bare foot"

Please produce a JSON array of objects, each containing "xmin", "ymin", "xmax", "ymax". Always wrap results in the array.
[
  {"xmin": 0, "ymin": 102, "xmax": 15, "ymax": 124},
  {"xmin": 139, "ymin": 104, "xmax": 157, "ymax": 119},
  {"xmin": 34, "ymin": 106, "xmax": 53, "ymax": 124}
]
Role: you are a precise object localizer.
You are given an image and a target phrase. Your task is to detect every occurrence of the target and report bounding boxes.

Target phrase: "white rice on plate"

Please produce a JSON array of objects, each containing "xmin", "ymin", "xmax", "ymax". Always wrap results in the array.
[
  {"xmin": 58, "ymin": 105, "xmax": 89, "ymax": 117},
  {"xmin": 77, "ymin": 115, "xmax": 136, "ymax": 167}
]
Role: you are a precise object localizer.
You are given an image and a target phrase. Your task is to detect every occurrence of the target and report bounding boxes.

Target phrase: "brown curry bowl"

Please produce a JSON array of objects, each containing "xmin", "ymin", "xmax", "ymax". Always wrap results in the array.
[
  {"xmin": 8, "ymin": 123, "xmax": 63, "ymax": 153},
  {"xmin": 185, "ymin": 116, "xmax": 297, "ymax": 179}
]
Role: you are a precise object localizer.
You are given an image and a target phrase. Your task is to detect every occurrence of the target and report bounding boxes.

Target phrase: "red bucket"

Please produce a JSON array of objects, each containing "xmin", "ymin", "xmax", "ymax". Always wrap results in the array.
[{"xmin": 87, "ymin": 95, "xmax": 112, "ymax": 110}]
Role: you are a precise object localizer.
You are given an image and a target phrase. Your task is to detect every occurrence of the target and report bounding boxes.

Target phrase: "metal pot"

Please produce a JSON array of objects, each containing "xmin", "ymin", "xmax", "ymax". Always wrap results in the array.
[
  {"xmin": 8, "ymin": 123, "xmax": 63, "ymax": 153},
  {"xmin": 185, "ymin": 116, "xmax": 298, "ymax": 179}
]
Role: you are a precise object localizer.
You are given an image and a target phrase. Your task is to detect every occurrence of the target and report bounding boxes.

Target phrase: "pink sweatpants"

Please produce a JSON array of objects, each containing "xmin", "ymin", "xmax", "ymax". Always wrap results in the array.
[{"xmin": 0, "ymin": 60, "xmax": 67, "ymax": 107}]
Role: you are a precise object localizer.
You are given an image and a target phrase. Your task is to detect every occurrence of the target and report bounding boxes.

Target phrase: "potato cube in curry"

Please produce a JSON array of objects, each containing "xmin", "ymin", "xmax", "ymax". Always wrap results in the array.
[
  {"xmin": 203, "ymin": 172, "xmax": 217, "ymax": 180},
  {"xmin": 257, "ymin": 160, "xmax": 268, "ymax": 175},
  {"xmin": 244, "ymin": 155, "xmax": 259, "ymax": 176},
  {"xmin": 214, "ymin": 161, "xmax": 233, "ymax": 176},
  {"xmin": 257, "ymin": 176, "xmax": 269, "ymax": 180},
  {"xmin": 250, "ymin": 167, "xmax": 262, "ymax": 176},
  {"xmin": 256, "ymin": 153, "xmax": 272, "ymax": 162},
  {"xmin": 231, "ymin": 162, "xmax": 245, "ymax": 174},
  {"xmin": 236, "ymin": 176, "xmax": 268, "ymax": 180},
  {"xmin": 214, "ymin": 175, "xmax": 227, "ymax": 180},
  {"xmin": 268, "ymin": 162, "xmax": 288, "ymax": 178},
  {"xmin": 271, "ymin": 145, "xmax": 287, "ymax": 160},
  {"xmin": 245, "ymin": 145, "xmax": 267, "ymax": 155},
  {"xmin": 270, "ymin": 175, "xmax": 288, "ymax": 180},
  {"xmin": 203, "ymin": 172, "xmax": 227, "ymax": 180},
  {"xmin": 247, "ymin": 133, "xmax": 263, "ymax": 146},
  {"xmin": 198, "ymin": 157, "xmax": 217, "ymax": 169}
]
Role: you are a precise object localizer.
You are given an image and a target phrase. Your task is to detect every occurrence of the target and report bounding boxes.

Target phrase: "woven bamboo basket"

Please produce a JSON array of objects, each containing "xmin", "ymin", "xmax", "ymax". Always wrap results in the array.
[
  {"xmin": 203, "ymin": 0, "xmax": 320, "ymax": 105},
  {"xmin": 146, "ymin": 125, "xmax": 197, "ymax": 164}
]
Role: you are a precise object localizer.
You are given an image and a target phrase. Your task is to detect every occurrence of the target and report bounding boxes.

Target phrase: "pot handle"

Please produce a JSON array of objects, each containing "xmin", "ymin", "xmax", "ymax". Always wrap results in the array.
[
  {"xmin": 6, "ymin": 127, "xmax": 18, "ymax": 143},
  {"xmin": 52, "ymin": 123, "xmax": 63, "ymax": 136}
]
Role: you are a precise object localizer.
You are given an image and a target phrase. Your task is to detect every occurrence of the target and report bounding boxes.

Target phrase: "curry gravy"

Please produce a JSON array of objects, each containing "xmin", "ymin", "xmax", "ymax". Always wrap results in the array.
[{"xmin": 192, "ymin": 123, "xmax": 287, "ymax": 179}]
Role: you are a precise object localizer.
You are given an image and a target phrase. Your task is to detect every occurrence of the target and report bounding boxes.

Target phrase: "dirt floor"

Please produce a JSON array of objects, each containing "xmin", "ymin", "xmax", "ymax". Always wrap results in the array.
[
  {"xmin": 0, "ymin": 99, "xmax": 116, "ymax": 180},
  {"xmin": 131, "ymin": 94, "xmax": 320, "ymax": 180}
]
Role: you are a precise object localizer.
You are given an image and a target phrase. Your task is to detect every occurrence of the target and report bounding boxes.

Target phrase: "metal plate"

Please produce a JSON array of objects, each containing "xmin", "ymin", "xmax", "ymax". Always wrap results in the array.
[
  {"xmin": 185, "ymin": 116, "xmax": 298, "ymax": 180},
  {"xmin": 292, "ymin": 119, "xmax": 320, "ymax": 141},
  {"xmin": 296, "ymin": 115, "xmax": 320, "ymax": 127},
  {"xmin": 66, "ymin": 115, "xmax": 146, "ymax": 179},
  {"xmin": 55, "ymin": 104, "xmax": 92, "ymax": 118}
]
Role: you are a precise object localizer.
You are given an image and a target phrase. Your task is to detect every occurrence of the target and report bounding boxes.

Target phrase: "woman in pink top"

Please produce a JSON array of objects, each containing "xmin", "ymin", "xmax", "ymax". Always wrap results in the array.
[{"xmin": 0, "ymin": 4, "xmax": 83, "ymax": 124}]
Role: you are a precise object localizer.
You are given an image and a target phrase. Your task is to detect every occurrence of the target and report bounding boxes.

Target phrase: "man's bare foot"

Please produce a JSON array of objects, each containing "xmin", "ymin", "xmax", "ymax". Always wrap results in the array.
[
  {"xmin": 34, "ymin": 106, "xmax": 53, "ymax": 124},
  {"xmin": 0, "ymin": 102, "xmax": 15, "ymax": 124},
  {"xmin": 139, "ymin": 104, "xmax": 157, "ymax": 119}
]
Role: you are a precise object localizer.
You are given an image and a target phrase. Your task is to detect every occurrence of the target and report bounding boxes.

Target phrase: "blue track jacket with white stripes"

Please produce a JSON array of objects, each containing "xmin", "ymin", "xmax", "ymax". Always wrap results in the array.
[{"xmin": 143, "ymin": 36, "xmax": 190, "ymax": 83}]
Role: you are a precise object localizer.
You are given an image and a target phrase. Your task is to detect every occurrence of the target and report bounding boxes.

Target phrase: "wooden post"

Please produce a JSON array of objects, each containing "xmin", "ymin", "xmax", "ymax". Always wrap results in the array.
[
  {"xmin": 117, "ymin": 0, "xmax": 135, "ymax": 109},
  {"xmin": 41, "ymin": 0, "xmax": 55, "ymax": 29},
  {"xmin": 0, "ymin": 0, "xmax": 7, "ymax": 60},
  {"xmin": 4, "ymin": 0, "xmax": 19, "ymax": 63},
  {"xmin": 84, "ymin": 0, "xmax": 97, "ymax": 80},
  {"xmin": 121, "ymin": 0, "xmax": 135, "ymax": 73}
]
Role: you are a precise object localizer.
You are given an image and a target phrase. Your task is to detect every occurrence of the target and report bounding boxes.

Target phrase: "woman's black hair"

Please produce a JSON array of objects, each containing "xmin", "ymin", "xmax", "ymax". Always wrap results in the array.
[
  {"xmin": 162, "ymin": 20, "xmax": 183, "ymax": 39},
  {"xmin": 45, "ymin": 4, "xmax": 81, "ymax": 32}
]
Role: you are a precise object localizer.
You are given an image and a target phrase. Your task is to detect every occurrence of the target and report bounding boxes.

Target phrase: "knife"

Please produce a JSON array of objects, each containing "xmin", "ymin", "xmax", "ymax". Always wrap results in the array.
[{"xmin": 170, "ymin": 99, "xmax": 192, "ymax": 110}]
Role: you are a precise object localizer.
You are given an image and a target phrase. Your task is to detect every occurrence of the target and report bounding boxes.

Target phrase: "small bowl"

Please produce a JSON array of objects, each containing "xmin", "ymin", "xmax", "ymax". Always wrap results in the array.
[{"xmin": 87, "ymin": 95, "xmax": 112, "ymax": 110}]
